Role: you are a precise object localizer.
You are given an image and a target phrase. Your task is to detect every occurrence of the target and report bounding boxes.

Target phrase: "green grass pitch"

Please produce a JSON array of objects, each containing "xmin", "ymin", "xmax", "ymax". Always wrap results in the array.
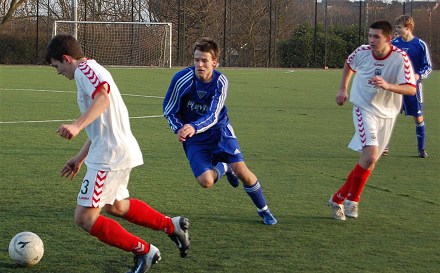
[{"xmin": 0, "ymin": 66, "xmax": 439, "ymax": 273}]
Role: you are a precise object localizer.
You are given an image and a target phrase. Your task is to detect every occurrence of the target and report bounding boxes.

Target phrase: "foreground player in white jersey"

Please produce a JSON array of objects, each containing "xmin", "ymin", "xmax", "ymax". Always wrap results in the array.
[
  {"xmin": 328, "ymin": 21, "xmax": 416, "ymax": 220},
  {"xmin": 45, "ymin": 34, "xmax": 190, "ymax": 273}
]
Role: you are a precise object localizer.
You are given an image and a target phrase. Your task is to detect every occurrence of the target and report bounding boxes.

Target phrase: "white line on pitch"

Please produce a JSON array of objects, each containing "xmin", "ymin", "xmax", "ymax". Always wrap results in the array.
[
  {"xmin": 0, "ymin": 88, "xmax": 76, "ymax": 94},
  {"xmin": 0, "ymin": 115, "xmax": 162, "ymax": 124},
  {"xmin": 0, "ymin": 88, "xmax": 164, "ymax": 99},
  {"xmin": 0, "ymin": 119, "xmax": 76, "ymax": 124},
  {"xmin": 130, "ymin": 115, "xmax": 163, "ymax": 119}
]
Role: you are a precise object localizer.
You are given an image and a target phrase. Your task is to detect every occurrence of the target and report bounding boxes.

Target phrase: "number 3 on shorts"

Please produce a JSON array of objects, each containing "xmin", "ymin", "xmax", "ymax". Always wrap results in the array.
[{"xmin": 81, "ymin": 180, "xmax": 89, "ymax": 194}]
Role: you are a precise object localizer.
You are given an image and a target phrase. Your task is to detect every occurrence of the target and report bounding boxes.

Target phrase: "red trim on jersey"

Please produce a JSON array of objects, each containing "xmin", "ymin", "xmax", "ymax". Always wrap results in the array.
[
  {"xmin": 347, "ymin": 45, "xmax": 371, "ymax": 72},
  {"xmin": 397, "ymin": 46, "xmax": 417, "ymax": 86},
  {"xmin": 91, "ymin": 82, "xmax": 110, "ymax": 99},
  {"xmin": 78, "ymin": 60, "xmax": 111, "ymax": 99},
  {"xmin": 371, "ymin": 44, "xmax": 392, "ymax": 60},
  {"xmin": 78, "ymin": 61, "xmax": 100, "ymax": 87},
  {"xmin": 347, "ymin": 63, "xmax": 355, "ymax": 72}
]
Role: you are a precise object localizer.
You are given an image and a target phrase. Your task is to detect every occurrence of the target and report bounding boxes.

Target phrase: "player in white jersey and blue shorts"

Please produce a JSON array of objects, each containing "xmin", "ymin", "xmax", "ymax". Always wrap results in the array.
[
  {"xmin": 390, "ymin": 15, "xmax": 433, "ymax": 158},
  {"xmin": 46, "ymin": 34, "xmax": 190, "ymax": 273},
  {"xmin": 163, "ymin": 37, "xmax": 277, "ymax": 225},
  {"xmin": 328, "ymin": 21, "xmax": 416, "ymax": 221}
]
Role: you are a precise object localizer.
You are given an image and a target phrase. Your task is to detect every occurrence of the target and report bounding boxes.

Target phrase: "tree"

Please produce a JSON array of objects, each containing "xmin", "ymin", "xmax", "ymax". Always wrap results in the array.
[{"xmin": 1, "ymin": 0, "xmax": 28, "ymax": 27}]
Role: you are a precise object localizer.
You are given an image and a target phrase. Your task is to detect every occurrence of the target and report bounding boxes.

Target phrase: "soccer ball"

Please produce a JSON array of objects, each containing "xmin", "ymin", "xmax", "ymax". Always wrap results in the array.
[{"xmin": 8, "ymin": 231, "xmax": 44, "ymax": 267}]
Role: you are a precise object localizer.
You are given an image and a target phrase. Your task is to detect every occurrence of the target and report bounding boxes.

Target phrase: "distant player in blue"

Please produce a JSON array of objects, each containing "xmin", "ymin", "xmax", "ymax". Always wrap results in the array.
[
  {"xmin": 391, "ymin": 15, "xmax": 432, "ymax": 158},
  {"xmin": 163, "ymin": 37, "xmax": 277, "ymax": 225}
]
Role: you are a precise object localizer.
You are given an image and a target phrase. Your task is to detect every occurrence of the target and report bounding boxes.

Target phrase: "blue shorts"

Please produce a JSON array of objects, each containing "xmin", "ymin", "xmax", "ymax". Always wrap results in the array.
[
  {"xmin": 183, "ymin": 124, "xmax": 244, "ymax": 177},
  {"xmin": 402, "ymin": 83, "xmax": 423, "ymax": 117}
]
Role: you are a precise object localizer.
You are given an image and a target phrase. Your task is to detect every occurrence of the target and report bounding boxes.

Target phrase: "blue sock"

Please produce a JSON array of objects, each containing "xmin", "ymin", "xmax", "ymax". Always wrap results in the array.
[
  {"xmin": 213, "ymin": 163, "xmax": 228, "ymax": 183},
  {"xmin": 244, "ymin": 180, "xmax": 267, "ymax": 210},
  {"xmin": 416, "ymin": 121, "xmax": 426, "ymax": 150}
]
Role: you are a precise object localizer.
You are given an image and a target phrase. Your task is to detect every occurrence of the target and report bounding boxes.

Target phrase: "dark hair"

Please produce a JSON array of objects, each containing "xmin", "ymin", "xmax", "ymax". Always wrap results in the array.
[
  {"xmin": 45, "ymin": 34, "xmax": 85, "ymax": 64},
  {"xmin": 370, "ymin": 20, "xmax": 393, "ymax": 37},
  {"xmin": 193, "ymin": 37, "xmax": 221, "ymax": 60}
]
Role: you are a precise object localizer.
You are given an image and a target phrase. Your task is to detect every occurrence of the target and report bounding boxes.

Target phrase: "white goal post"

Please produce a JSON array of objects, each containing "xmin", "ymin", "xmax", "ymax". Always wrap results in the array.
[{"xmin": 53, "ymin": 21, "xmax": 172, "ymax": 67}]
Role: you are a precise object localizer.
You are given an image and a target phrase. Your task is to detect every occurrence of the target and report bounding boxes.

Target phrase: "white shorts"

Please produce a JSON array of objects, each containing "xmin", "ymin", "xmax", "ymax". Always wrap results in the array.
[
  {"xmin": 348, "ymin": 106, "xmax": 397, "ymax": 154},
  {"xmin": 77, "ymin": 168, "xmax": 131, "ymax": 208}
]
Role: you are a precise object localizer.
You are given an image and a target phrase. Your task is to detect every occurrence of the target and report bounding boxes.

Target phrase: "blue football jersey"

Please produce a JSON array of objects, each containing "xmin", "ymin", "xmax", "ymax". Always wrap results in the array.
[
  {"xmin": 163, "ymin": 66, "xmax": 229, "ymax": 134},
  {"xmin": 392, "ymin": 36, "xmax": 432, "ymax": 79}
]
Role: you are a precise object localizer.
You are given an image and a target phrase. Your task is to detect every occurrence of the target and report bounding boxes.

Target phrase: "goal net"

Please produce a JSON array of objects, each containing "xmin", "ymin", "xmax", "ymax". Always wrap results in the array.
[{"xmin": 53, "ymin": 21, "xmax": 172, "ymax": 67}]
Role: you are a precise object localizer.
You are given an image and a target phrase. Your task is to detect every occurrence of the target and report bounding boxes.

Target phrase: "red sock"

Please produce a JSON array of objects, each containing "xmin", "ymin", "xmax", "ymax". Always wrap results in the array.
[
  {"xmin": 124, "ymin": 199, "xmax": 174, "ymax": 234},
  {"xmin": 90, "ymin": 215, "xmax": 149, "ymax": 255},
  {"xmin": 332, "ymin": 168, "xmax": 355, "ymax": 204},
  {"xmin": 347, "ymin": 164, "xmax": 372, "ymax": 202}
]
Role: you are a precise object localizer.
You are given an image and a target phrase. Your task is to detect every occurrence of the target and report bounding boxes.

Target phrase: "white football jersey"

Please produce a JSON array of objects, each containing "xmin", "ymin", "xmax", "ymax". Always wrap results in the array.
[
  {"xmin": 347, "ymin": 45, "xmax": 416, "ymax": 118},
  {"xmin": 74, "ymin": 59, "xmax": 143, "ymax": 170}
]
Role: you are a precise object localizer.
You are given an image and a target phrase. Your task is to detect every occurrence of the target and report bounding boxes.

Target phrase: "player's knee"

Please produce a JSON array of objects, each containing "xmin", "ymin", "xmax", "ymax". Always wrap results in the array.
[
  {"xmin": 233, "ymin": 168, "xmax": 246, "ymax": 180},
  {"xmin": 196, "ymin": 171, "xmax": 216, "ymax": 188},
  {"xmin": 74, "ymin": 207, "xmax": 99, "ymax": 232},
  {"xmin": 196, "ymin": 176, "xmax": 215, "ymax": 188},
  {"xmin": 364, "ymin": 155, "xmax": 378, "ymax": 167},
  {"xmin": 104, "ymin": 205, "xmax": 123, "ymax": 217},
  {"xmin": 197, "ymin": 179, "xmax": 214, "ymax": 188},
  {"xmin": 74, "ymin": 213, "xmax": 89, "ymax": 231},
  {"xmin": 233, "ymin": 167, "xmax": 254, "ymax": 184}
]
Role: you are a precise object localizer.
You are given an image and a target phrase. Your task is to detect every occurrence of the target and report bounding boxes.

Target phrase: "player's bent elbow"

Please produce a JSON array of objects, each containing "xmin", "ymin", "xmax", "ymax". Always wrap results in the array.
[
  {"xmin": 398, "ymin": 84, "xmax": 417, "ymax": 96},
  {"xmin": 401, "ymin": 84, "xmax": 417, "ymax": 96}
]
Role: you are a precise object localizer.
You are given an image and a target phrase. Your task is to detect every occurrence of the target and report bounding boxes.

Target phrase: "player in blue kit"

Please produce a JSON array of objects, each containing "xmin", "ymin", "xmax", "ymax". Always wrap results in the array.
[
  {"xmin": 389, "ymin": 15, "xmax": 432, "ymax": 158},
  {"xmin": 163, "ymin": 37, "xmax": 277, "ymax": 225}
]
